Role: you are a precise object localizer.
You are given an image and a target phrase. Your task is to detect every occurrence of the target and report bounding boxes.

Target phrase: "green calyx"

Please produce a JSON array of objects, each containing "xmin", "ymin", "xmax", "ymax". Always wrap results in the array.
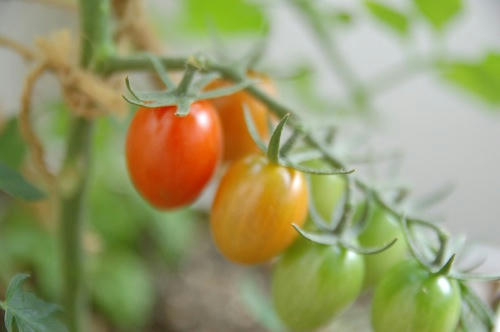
[
  {"xmin": 243, "ymin": 107, "xmax": 354, "ymax": 175},
  {"xmin": 292, "ymin": 224, "xmax": 398, "ymax": 256},
  {"xmin": 123, "ymin": 54, "xmax": 252, "ymax": 116}
]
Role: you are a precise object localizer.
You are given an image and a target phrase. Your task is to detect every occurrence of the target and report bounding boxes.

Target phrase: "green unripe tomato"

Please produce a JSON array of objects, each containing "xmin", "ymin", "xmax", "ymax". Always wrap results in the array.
[
  {"xmin": 272, "ymin": 238, "xmax": 364, "ymax": 331},
  {"xmin": 356, "ymin": 203, "xmax": 407, "ymax": 288},
  {"xmin": 304, "ymin": 159, "xmax": 346, "ymax": 222},
  {"xmin": 372, "ymin": 260, "xmax": 461, "ymax": 332}
]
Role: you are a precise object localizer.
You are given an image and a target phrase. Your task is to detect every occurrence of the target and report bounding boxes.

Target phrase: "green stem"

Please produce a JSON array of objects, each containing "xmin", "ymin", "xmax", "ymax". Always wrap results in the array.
[
  {"xmin": 175, "ymin": 63, "xmax": 197, "ymax": 96},
  {"xmin": 288, "ymin": 0, "xmax": 360, "ymax": 94},
  {"xmin": 60, "ymin": 1, "xmax": 112, "ymax": 332},
  {"xmin": 60, "ymin": 119, "xmax": 93, "ymax": 332}
]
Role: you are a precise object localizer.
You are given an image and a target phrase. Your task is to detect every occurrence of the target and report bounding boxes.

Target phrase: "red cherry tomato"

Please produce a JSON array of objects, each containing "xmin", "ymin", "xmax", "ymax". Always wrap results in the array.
[
  {"xmin": 210, "ymin": 154, "xmax": 308, "ymax": 264},
  {"xmin": 126, "ymin": 101, "xmax": 222, "ymax": 209}
]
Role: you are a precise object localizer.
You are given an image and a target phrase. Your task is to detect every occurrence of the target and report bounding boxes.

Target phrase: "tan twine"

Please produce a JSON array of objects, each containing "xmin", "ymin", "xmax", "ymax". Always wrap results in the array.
[
  {"xmin": 113, "ymin": 0, "xmax": 163, "ymax": 54},
  {"xmin": 0, "ymin": 30, "xmax": 128, "ymax": 192}
]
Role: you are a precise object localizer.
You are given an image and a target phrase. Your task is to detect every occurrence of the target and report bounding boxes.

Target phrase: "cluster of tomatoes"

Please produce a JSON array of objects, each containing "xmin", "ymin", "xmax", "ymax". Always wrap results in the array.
[{"xmin": 125, "ymin": 76, "xmax": 462, "ymax": 332}]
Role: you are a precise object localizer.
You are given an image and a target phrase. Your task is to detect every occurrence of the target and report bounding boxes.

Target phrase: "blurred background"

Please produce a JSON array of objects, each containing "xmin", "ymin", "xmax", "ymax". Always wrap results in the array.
[{"xmin": 0, "ymin": 0, "xmax": 499, "ymax": 331}]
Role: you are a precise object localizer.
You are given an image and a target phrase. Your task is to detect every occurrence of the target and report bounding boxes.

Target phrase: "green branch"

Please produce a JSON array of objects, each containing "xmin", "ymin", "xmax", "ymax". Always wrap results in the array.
[{"xmin": 59, "ymin": 1, "xmax": 113, "ymax": 332}]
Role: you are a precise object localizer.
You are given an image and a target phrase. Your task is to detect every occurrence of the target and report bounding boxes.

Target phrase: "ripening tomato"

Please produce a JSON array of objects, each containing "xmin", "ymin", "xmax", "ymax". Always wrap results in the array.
[
  {"xmin": 272, "ymin": 238, "xmax": 364, "ymax": 331},
  {"xmin": 126, "ymin": 101, "xmax": 222, "ymax": 209},
  {"xmin": 372, "ymin": 260, "xmax": 461, "ymax": 332},
  {"xmin": 204, "ymin": 73, "xmax": 275, "ymax": 161},
  {"xmin": 304, "ymin": 159, "xmax": 346, "ymax": 222},
  {"xmin": 210, "ymin": 154, "xmax": 308, "ymax": 264},
  {"xmin": 356, "ymin": 203, "xmax": 407, "ymax": 288}
]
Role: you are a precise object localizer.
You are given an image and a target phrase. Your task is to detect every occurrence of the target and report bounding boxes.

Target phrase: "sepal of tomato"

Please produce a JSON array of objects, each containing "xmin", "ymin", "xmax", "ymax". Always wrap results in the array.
[
  {"xmin": 372, "ymin": 259, "xmax": 461, "ymax": 332},
  {"xmin": 272, "ymin": 238, "xmax": 364, "ymax": 331},
  {"xmin": 126, "ymin": 101, "xmax": 222, "ymax": 209},
  {"xmin": 205, "ymin": 73, "xmax": 275, "ymax": 161},
  {"xmin": 210, "ymin": 154, "xmax": 308, "ymax": 264}
]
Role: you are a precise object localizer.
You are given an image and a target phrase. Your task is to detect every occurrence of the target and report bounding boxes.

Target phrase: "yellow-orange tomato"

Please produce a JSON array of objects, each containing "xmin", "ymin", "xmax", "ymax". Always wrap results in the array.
[
  {"xmin": 210, "ymin": 154, "xmax": 308, "ymax": 264},
  {"xmin": 204, "ymin": 73, "xmax": 275, "ymax": 162}
]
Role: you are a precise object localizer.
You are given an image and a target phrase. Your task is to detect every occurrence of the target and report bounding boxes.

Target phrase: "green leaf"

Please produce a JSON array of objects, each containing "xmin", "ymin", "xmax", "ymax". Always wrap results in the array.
[
  {"xmin": 324, "ymin": 10, "xmax": 354, "ymax": 26},
  {"xmin": 91, "ymin": 251, "xmax": 154, "ymax": 329},
  {"xmin": 3, "ymin": 274, "xmax": 67, "ymax": 332},
  {"xmin": 267, "ymin": 114, "xmax": 289, "ymax": 164},
  {"xmin": 340, "ymin": 238, "xmax": 398, "ymax": 255},
  {"xmin": 147, "ymin": 54, "xmax": 176, "ymax": 90},
  {"xmin": 364, "ymin": 1, "xmax": 409, "ymax": 36},
  {"xmin": 0, "ymin": 161, "xmax": 45, "ymax": 200},
  {"xmin": 179, "ymin": 0, "xmax": 267, "ymax": 36},
  {"xmin": 292, "ymin": 224, "xmax": 340, "ymax": 246},
  {"xmin": 281, "ymin": 161, "xmax": 355, "ymax": 175},
  {"xmin": 197, "ymin": 80, "xmax": 253, "ymax": 100},
  {"xmin": 0, "ymin": 118, "xmax": 26, "ymax": 169},
  {"xmin": 414, "ymin": 0, "xmax": 462, "ymax": 30},
  {"xmin": 243, "ymin": 106, "xmax": 267, "ymax": 152},
  {"xmin": 441, "ymin": 52, "xmax": 500, "ymax": 106}
]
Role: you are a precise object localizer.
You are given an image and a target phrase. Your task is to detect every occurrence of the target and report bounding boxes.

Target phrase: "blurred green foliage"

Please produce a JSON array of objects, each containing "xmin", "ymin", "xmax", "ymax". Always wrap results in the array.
[
  {"xmin": 0, "ymin": 118, "xmax": 26, "ymax": 169},
  {"xmin": 441, "ymin": 52, "xmax": 500, "ymax": 106},
  {"xmin": 0, "ymin": 101, "xmax": 200, "ymax": 329},
  {"xmin": 364, "ymin": 1, "xmax": 409, "ymax": 36},
  {"xmin": 90, "ymin": 251, "xmax": 154, "ymax": 329},
  {"xmin": 0, "ymin": 163, "xmax": 45, "ymax": 201},
  {"xmin": 178, "ymin": 0, "xmax": 267, "ymax": 36},
  {"xmin": 414, "ymin": 0, "xmax": 462, "ymax": 30}
]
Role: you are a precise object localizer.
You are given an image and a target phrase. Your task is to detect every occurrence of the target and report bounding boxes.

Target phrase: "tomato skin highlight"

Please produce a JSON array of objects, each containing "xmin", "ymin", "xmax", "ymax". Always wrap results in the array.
[
  {"xmin": 372, "ymin": 260, "xmax": 461, "ymax": 332},
  {"xmin": 204, "ymin": 73, "xmax": 275, "ymax": 161},
  {"xmin": 357, "ymin": 204, "xmax": 407, "ymax": 288},
  {"xmin": 126, "ymin": 101, "xmax": 223, "ymax": 209},
  {"xmin": 210, "ymin": 154, "xmax": 308, "ymax": 264},
  {"xmin": 272, "ymin": 238, "xmax": 364, "ymax": 331}
]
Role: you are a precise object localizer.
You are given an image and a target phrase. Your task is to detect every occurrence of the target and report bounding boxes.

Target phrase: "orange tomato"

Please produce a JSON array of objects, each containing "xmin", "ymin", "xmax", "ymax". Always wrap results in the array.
[
  {"xmin": 126, "ymin": 101, "xmax": 222, "ymax": 209},
  {"xmin": 204, "ymin": 73, "xmax": 275, "ymax": 161},
  {"xmin": 210, "ymin": 154, "xmax": 308, "ymax": 264}
]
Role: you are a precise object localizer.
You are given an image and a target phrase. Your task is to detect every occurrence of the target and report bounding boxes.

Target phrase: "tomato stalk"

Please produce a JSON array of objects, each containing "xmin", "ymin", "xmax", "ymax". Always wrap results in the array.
[
  {"xmin": 59, "ymin": 1, "xmax": 113, "ymax": 331},
  {"xmin": 288, "ymin": 0, "xmax": 366, "ymax": 111},
  {"xmin": 175, "ymin": 62, "xmax": 198, "ymax": 96}
]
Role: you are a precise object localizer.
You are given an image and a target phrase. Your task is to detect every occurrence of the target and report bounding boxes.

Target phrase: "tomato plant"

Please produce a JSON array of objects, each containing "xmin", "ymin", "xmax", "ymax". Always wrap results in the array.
[
  {"xmin": 356, "ymin": 203, "xmax": 407, "ymax": 288},
  {"xmin": 272, "ymin": 238, "xmax": 364, "ymax": 331},
  {"xmin": 210, "ymin": 154, "xmax": 308, "ymax": 264},
  {"xmin": 1, "ymin": 1, "xmax": 499, "ymax": 331},
  {"xmin": 204, "ymin": 73, "xmax": 275, "ymax": 161},
  {"xmin": 372, "ymin": 259, "xmax": 461, "ymax": 332},
  {"xmin": 126, "ymin": 101, "xmax": 223, "ymax": 209}
]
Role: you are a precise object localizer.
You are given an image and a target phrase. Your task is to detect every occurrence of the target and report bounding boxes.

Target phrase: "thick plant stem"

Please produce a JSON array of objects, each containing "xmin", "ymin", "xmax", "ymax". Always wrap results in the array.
[
  {"xmin": 60, "ymin": 1, "xmax": 112, "ymax": 331},
  {"xmin": 60, "ymin": 119, "xmax": 93, "ymax": 332}
]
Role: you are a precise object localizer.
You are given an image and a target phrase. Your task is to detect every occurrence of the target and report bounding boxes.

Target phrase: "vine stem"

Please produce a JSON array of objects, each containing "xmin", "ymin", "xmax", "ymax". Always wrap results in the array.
[
  {"xmin": 101, "ymin": 54, "xmax": 450, "ymax": 262},
  {"xmin": 288, "ymin": 0, "xmax": 360, "ymax": 93},
  {"xmin": 59, "ymin": 1, "xmax": 112, "ymax": 332}
]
